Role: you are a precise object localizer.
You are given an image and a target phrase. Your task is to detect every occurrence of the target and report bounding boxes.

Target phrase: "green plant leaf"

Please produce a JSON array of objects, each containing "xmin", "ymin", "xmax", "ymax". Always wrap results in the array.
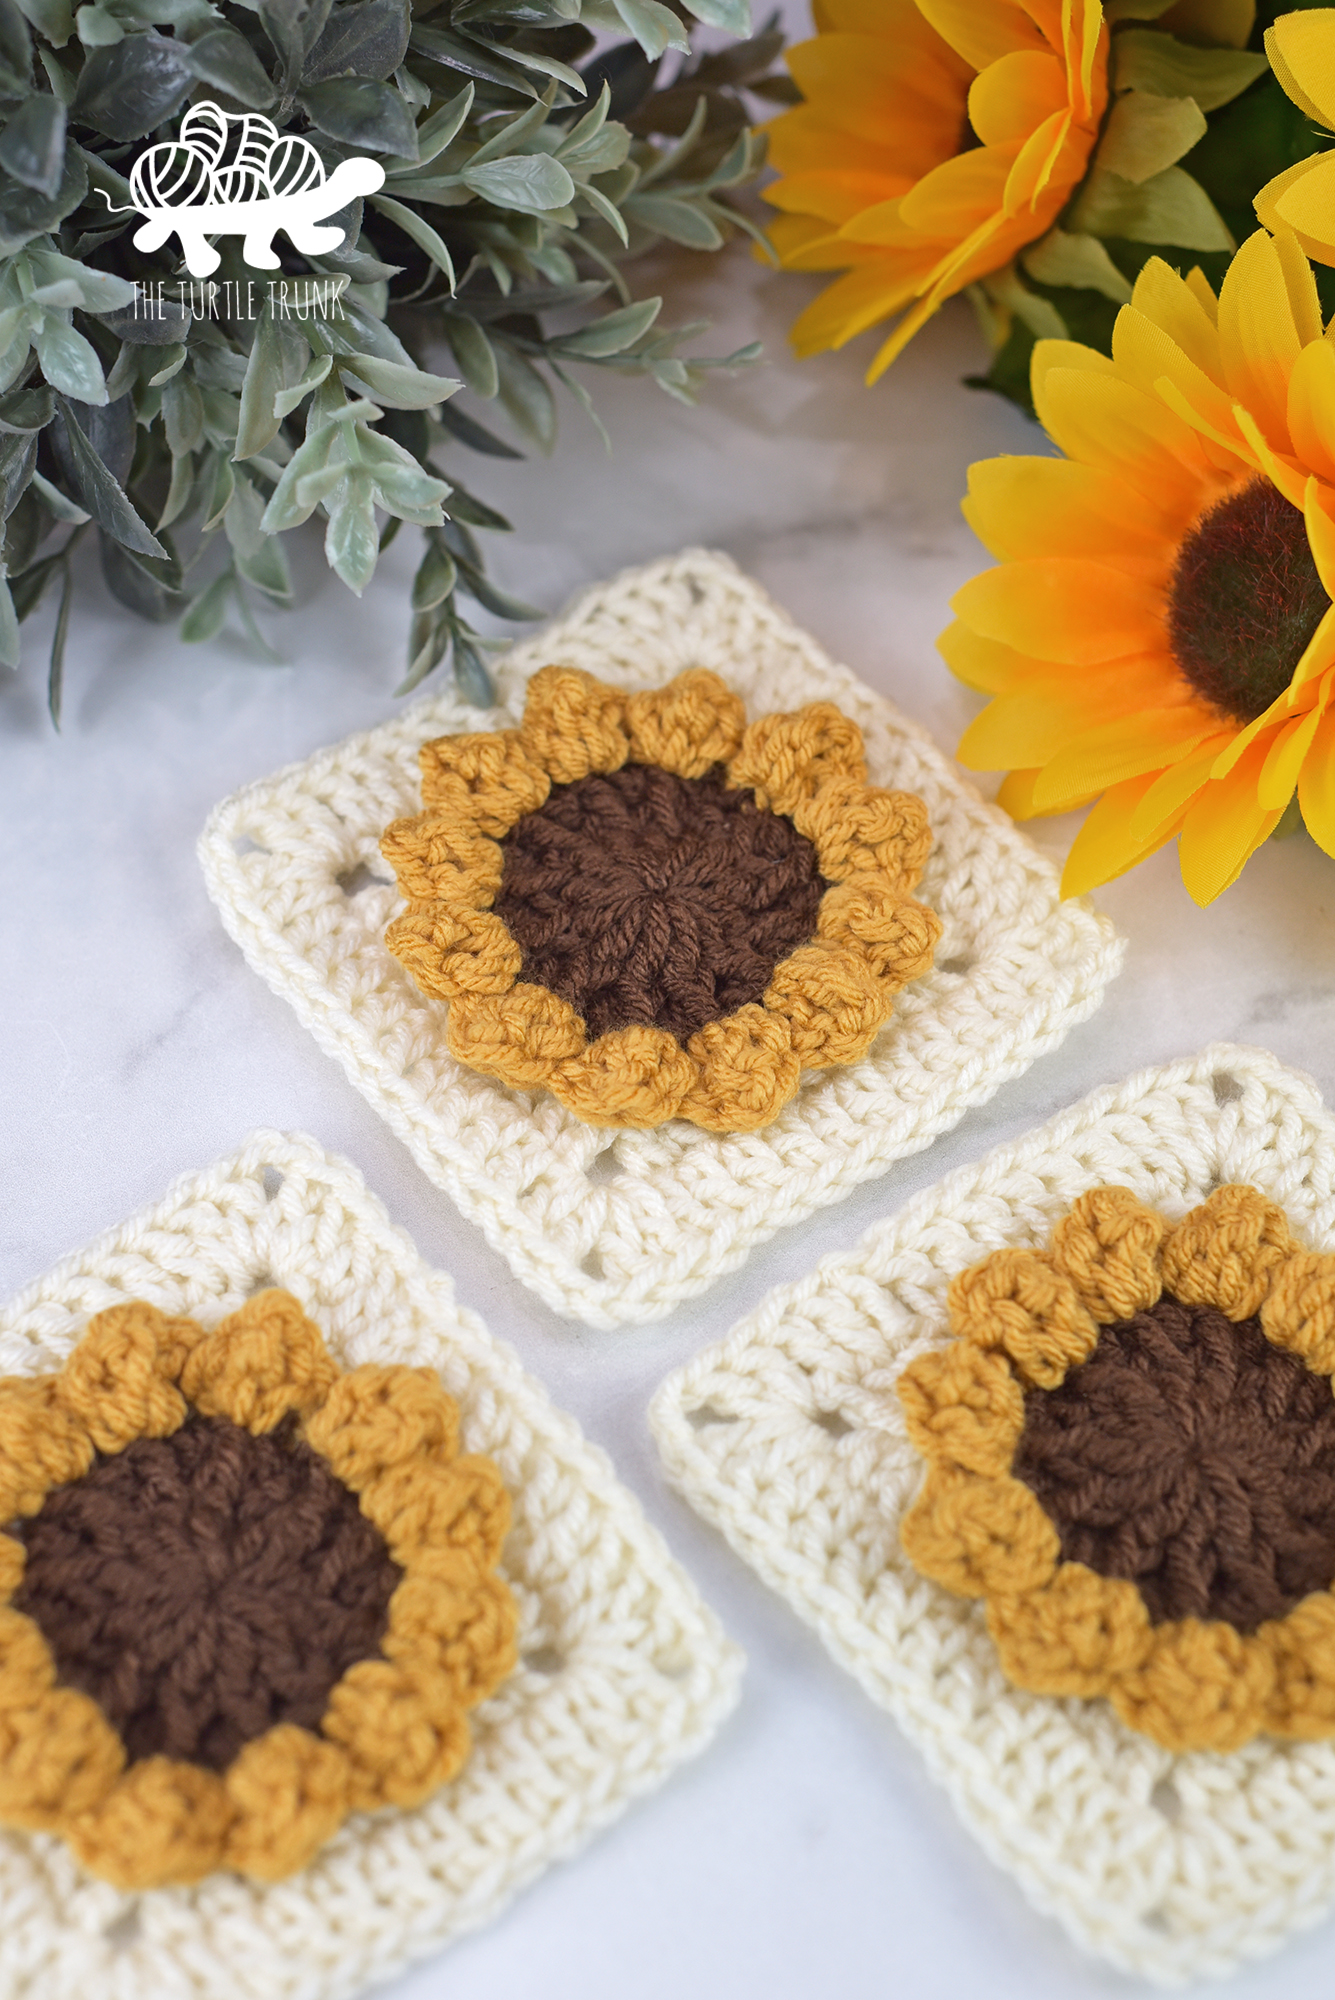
[
  {"xmin": 235, "ymin": 307, "xmax": 308, "ymax": 458},
  {"xmin": 101, "ymin": 530, "xmax": 185, "ymax": 622},
  {"xmin": 184, "ymin": 26, "xmax": 276, "ymax": 105},
  {"xmin": 14, "ymin": 0, "xmax": 72, "ymax": 46},
  {"xmin": 493, "ymin": 339, "xmax": 555, "ymax": 449},
  {"xmin": 1022, "ymin": 229, "xmax": 1133, "ymax": 302},
  {"xmin": 70, "ymin": 32, "xmax": 192, "ymax": 140},
  {"xmin": 300, "ymin": 73, "xmax": 418, "ymax": 153},
  {"xmin": 341, "ymin": 349, "xmax": 460, "ymax": 406},
  {"xmin": 462, "ymin": 151, "xmax": 576, "ymax": 211},
  {"xmin": 179, "ymin": 568, "xmax": 233, "ymax": 644},
  {"xmin": 0, "ymin": 141, "xmax": 84, "ymax": 255},
  {"xmin": 609, "ymin": 0, "xmax": 689, "ymax": 59},
  {"xmin": 1095, "ymin": 88, "xmax": 1206, "ymax": 184},
  {"xmin": 31, "ymin": 466, "xmax": 85, "ymax": 519},
  {"xmin": 0, "ymin": 97, "xmax": 66, "ymax": 198},
  {"xmin": 53, "ymin": 395, "xmax": 165, "ymax": 555},
  {"xmin": 303, "ymin": 0, "xmax": 409, "ymax": 82},
  {"xmin": 436, "ymin": 397, "xmax": 523, "ymax": 457},
  {"xmin": 324, "ymin": 465, "xmax": 379, "ymax": 591},
  {"xmin": 369, "ymin": 192, "xmax": 456, "ymax": 287},
  {"xmin": 1069, "ymin": 162, "xmax": 1234, "ymax": 250},
  {"xmin": 1111, "ymin": 29, "xmax": 1267, "ymax": 111},
  {"xmin": 411, "ymin": 532, "xmax": 456, "ymax": 610},
  {"xmin": 626, "ymin": 190, "xmax": 723, "ymax": 247},
  {"xmin": 409, "ymin": 23, "xmax": 541, "ymax": 98},
  {"xmin": 33, "ymin": 313, "xmax": 107, "ymax": 401},
  {"xmin": 555, "ymin": 294, "xmax": 661, "ymax": 355},
  {"xmin": 28, "ymin": 243, "xmax": 135, "ymax": 311},
  {"xmin": 441, "ymin": 311, "xmax": 497, "ymax": 395},
  {"xmin": 0, "ymin": 384, "xmax": 52, "ymax": 432}
]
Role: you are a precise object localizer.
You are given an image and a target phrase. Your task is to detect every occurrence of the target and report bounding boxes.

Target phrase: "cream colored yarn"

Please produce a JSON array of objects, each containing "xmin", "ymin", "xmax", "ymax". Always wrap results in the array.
[
  {"xmin": 0, "ymin": 1135, "xmax": 742, "ymax": 2000},
  {"xmin": 650, "ymin": 1045, "xmax": 1335, "ymax": 1987},
  {"xmin": 198, "ymin": 550, "xmax": 1123, "ymax": 1329}
]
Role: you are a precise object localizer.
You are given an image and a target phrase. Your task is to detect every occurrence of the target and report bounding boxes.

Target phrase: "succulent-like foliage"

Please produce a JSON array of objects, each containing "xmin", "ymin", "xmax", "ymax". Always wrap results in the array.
[{"xmin": 0, "ymin": 0, "xmax": 787, "ymax": 718}]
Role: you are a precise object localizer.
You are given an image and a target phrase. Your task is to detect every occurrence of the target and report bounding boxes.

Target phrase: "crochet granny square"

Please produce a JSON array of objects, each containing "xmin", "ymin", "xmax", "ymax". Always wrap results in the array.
[
  {"xmin": 650, "ymin": 1045, "xmax": 1335, "ymax": 1986},
  {"xmin": 0, "ymin": 1134, "xmax": 741, "ymax": 2000},
  {"xmin": 199, "ymin": 549, "xmax": 1123, "ymax": 1327}
]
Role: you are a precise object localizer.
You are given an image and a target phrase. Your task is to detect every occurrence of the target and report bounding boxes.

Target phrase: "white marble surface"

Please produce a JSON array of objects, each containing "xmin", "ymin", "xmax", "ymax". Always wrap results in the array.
[{"xmin": 5, "ymin": 51, "xmax": 1335, "ymax": 1998}]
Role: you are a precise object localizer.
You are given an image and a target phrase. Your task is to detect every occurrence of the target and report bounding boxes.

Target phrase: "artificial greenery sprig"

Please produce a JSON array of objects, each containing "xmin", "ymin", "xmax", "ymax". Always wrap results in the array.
[{"xmin": 0, "ymin": 0, "xmax": 788, "ymax": 719}]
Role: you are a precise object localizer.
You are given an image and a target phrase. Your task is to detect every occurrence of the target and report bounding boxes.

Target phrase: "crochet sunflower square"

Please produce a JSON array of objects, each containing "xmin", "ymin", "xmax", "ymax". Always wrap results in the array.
[
  {"xmin": 0, "ymin": 1133, "xmax": 741, "ymax": 2000},
  {"xmin": 650, "ymin": 1045, "xmax": 1335, "ymax": 1985},
  {"xmin": 199, "ymin": 549, "xmax": 1123, "ymax": 1328}
]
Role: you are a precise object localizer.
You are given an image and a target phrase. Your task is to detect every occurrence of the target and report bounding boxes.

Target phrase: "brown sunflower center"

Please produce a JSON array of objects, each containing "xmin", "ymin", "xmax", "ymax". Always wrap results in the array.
[
  {"xmin": 13, "ymin": 1415, "xmax": 401, "ymax": 1771},
  {"xmin": 1012, "ymin": 1295, "xmax": 1335, "ymax": 1633},
  {"xmin": 1168, "ymin": 477, "xmax": 1330, "ymax": 723},
  {"xmin": 493, "ymin": 763, "xmax": 827, "ymax": 1042}
]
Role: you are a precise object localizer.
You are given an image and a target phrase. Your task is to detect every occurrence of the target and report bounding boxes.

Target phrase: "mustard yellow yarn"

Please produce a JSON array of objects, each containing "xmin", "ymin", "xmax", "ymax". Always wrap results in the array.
[
  {"xmin": 0, "ymin": 1292, "xmax": 517, "ymax": 1888},
  {"xmin": 381, "ymin": 665, "xmax": 941, "ymax": 1132},
  {"xmin": 897, "ymin": 1186, "xmax": 1335, "ymax": 1754}
]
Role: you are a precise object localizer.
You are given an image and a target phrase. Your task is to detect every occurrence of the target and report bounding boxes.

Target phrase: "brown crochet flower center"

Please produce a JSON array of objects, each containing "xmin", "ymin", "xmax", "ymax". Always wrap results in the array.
[
  {"xmin": 14, "ymin": 1415, "xmax": 401, "ymax": 1772},
  {"xmin": 1012, "ymin": 1296, "xmax": 1335, "ymax": 1634},
  {"xmin": 493, "ymin": 763, "xmax": 827, "ymax": 1041}
]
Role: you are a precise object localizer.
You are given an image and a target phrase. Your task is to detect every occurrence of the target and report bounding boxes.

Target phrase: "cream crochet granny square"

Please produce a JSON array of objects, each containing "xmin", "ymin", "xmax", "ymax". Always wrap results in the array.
[
  {"xmin": 0, "ymin": 1134, "xmax": 741, "ymax": 2000},
  {"xmin": 650, "ymin": 1044, "xmax": 1335, "ymax": 1987},
  {"xmin": 198, "ymin": 549, "xmax": 1123, "ymax": 1328}
]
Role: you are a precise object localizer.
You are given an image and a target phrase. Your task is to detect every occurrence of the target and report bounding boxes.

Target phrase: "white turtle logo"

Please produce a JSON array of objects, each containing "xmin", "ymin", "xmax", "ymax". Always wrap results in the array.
[{"xmin": 114, "ymin": 102, "xmax": 385, "ymax": 278}]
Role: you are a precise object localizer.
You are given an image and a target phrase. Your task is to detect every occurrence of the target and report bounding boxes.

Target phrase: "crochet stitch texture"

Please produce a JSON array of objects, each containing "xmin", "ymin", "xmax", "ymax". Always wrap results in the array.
[
  {"xmin": 380, "ymin": 661, "xmax": 940, "ymax": 1131},
  {"xmin": 0, "ymin": 1135, "xmax": 741, "ymax": 2000},
  {"xmin": 897, "ymin": 1184, "xmax": 1335, "ymax": 1755},
  {"xmin": 199, "ymin": 550, "xmax": 1123, "ymax": 1327},
  {"xmin": 650, "ymin": 1046, "xmax": 1335, "ymax": 1985},
  {"xmin": 0, "ymin": 1289, "xmax": 515, "ymax": 1888}
]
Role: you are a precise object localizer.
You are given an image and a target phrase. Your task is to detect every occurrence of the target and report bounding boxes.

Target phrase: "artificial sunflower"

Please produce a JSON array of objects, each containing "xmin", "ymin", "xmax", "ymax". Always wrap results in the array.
[
  {"xmin": 1257, "ymin": 8, "xmax": 1335, "ymax": 263},
  {"xmin": 898, "ymin": 1183, "xmax": 1335, "ymax": 1754},
  {"xmin": 380, "ymin": 665, "xmax": 941, "ymax": 1132},
  {"xmin": 945, "ymin": 228, "xmax": 1335, "ymax": 904},
  {"xmin": 0, "ymin": 1291, "xmax": 515, "ymax": 1888},
  {"xmin": 766, "ymin": 0, "xmax": 1108, "ymax": 380}
]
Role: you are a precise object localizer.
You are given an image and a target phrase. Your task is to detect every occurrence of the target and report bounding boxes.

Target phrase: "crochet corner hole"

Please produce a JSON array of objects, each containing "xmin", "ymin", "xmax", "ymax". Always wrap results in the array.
[
  {"xmin": 1142, "ymin": 1907, "xmax": 1174, "ymax": 1936},
  {"xmin": 579, "ymin": 1247, "xmax": 605, "ymax": 1280},
  {"xmin": 1150, "ymin": 1779, "xmax": 1182, "ymax": 1823},
  {"xmin": 584, "ymin": 1145, "xmax": 622, "ymax": 1185},
  {"xmin": 1212, "ymin": 1070, "xmax": 1243, "ymax": 1106},
  {"xmin": 936, "ymin": 956, "xmax": 972, "ymax": 977},
  {"xmin": 685, "ymin": 1404, "xmax": 739, "ymax": 1431},
  {"xmin": 247, "ymin": 1270, "xmax": 277, "ymax": 1295},
  {"xmin": 103, "ymin": 1906, "xmax": 141, "ymax": 1950},
  {"xmin": 522, "ymin": 1645, "xmax": 564, "ymax": 1676},
  {"xmin": 231, "ymin": 834, "xmax": 269, "ymax": 858},
  {"xmin": 261, "ymin": 1165, "xmax": 284, "ymax": 1202},
  {"xmin": 336, "ymin": 861, "xmax": 393, "ymax": 898},
  {"xmin": 812, "ymin": 1409, "xmax": 853, "ymax": 1440}
]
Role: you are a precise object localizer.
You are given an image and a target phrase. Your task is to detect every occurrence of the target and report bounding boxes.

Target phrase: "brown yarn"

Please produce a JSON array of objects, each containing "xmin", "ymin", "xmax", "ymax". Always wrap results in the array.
[
  {"xmin": 492, "ymin": 762, "xmax": 827, "ymax": 1041},
  {"xmin": 14, "ymin": 1416, "xmax": 401, "ymax": 1771},
  {"xmin": 1013, "ymin": 1295, "xmax": 1335, "ymax": 1633}
]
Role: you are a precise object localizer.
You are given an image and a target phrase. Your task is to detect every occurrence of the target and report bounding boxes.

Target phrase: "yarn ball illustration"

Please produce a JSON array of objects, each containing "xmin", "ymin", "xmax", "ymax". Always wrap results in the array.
[{"xmin": 130, "ymin": 103, "xmax": 328, "ymax": 213}]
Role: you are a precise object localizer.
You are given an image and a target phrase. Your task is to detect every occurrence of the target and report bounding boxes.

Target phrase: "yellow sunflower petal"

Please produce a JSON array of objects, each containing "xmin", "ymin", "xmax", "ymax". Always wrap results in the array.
[
  {"xmin": 963, "ymin": 454, "xmax": 1177, "ymax": 567},
  {"xmin": 1258, "ymin": 702, "xmax": 1326, "ymax": 811},
  {"xmin": 996, "ymin": 768, "xmax": 1047, "ymax": 818},
  {"xmin": 937, "ymin": 620, "xmax": 1050, "ymax": 692},
  {"xmin": 1060, "ymin": 774, "xmax": 1182, "ymax": 896},
  {"xmin": 1297, "ymin": 700, "xmax": 1335, "ymax": 855},
  {"xmin": 1127, "ymin": 256, "xmax": 1224, "ymax": 385},
  {"xmin": 915, "ymin": 0, "xmax": 1048, "ymax": 69},
  {"xmin": 1217, "ymin": 231, "xmax": 1305, "ymax": 454},
  {"xmin": 1288, "ymin": 340, "xmax": 1335, "ymax": 488},
  {"xmin": 950, "ymin": 558, "xmax": 1165, "ymax": 665},
  {"xmin": 1178, "ymin": 733, "xmax": 1286, "ymax": 904},
  {"xmin": 1128, "ymin": 731, "xmax": 1234, "ymax": 843},
  {"xmin": 1303, "ymin": 476, "xmax": 1335, "ymax": 600},
  {"xmin": 1266, "ymin": 11, "xmax": 1335, "ymax": 129},
  {"xmin": 1254, "ymin": 156, "xmax": 1335, "ymax": 269},
  {"xmin": 967, "ymin": 50, "xmax": 1065, "ymax": 147},
  {"xmin": 1031, "ymin": 704, "xmax": 1218, "ymax": 813},
  {"xmin": 957, "ymin": 662, "xmax": 1183, "ymax": 770},
  {"xmin": 1036, "ymin": 366, "xmax": 1220, "ymax": 509},
  {"xmin": 789, "ymin": 259, "xmax": 932, "ymax": 354},
  {"xmin": 1112, "ymin": 307, "xmax": 1240, "ymax": 454}
]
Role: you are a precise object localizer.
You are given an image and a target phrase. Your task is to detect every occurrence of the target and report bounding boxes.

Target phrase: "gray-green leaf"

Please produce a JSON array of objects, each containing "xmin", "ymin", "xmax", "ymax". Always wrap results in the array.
[
  {"xmin": 303, "ymin": 0, "xmax": 409, "ymax": 83},
  {"xmin": 53, "ymin": 396, "xmax": 165, "ymax": 556},
  {"xmin": 70, "ymin": 33, "xmax": 191, "ymax": 141},
  {"xmin": 462, "ymin": 152, "xmax": 575, "ymax": 213},
  {"xmin": 184, "ymin": 27, "xmax": 276, "ymax": 107},
  {"xmin": 300, "ymin": 74, "xmax": 417, "ymax": 155},
  {"xmin": 0, "ymin": 97, "xmax": 66, "ymax": 198}
]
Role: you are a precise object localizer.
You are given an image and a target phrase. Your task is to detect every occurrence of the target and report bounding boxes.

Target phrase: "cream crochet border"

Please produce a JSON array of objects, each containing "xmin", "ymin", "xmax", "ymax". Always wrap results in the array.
[
  {"xmin": 0, "ymin": 1134, "xmax": 742, "ymax": 2000},
  {"xmin": 650, "ymin": 1044, "xmax": 1335, "ymax": 1987},
  {"xmin": 198, "ymin": 549, "xmax": 1123, "ymax": 1328}
]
